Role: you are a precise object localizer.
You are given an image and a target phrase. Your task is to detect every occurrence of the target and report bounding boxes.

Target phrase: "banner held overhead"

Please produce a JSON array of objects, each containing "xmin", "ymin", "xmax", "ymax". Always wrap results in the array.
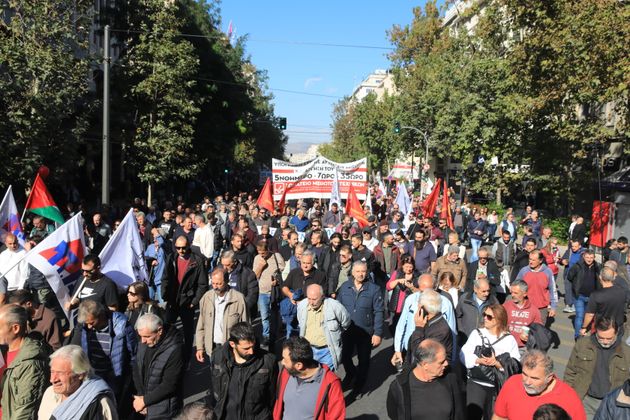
[{"xmin": 272, "ymin": 156, "xmax": 368, "ymax": 200}]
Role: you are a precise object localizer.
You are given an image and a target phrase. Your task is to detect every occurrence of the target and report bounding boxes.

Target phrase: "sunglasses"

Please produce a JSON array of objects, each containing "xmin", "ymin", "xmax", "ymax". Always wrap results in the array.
[
  {"xmin": 127, "ymin": 290, "xmax": 137, "ymax": 296},
  {"xmin": 483, "ymin": 313, "xmax": 494, "ymax": 320},
  {"xmin": 175, "ymin": 246, "xmax": 188, "ymax": 250}
]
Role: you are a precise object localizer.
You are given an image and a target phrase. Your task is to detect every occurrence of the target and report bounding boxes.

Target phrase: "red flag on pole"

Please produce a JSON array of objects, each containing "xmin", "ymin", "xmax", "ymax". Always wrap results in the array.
[
  {"xmin": 421, "ymin": 178, "xmax": 441, "ymax": 218},
  {"xmin": 277, "ymin": 187, "xmax": 287, "ymax": 215},
  {"xmin": 24, "ymin": 173, "xmax": 65, "ymax": 225},
  {"xmin": 440, "ymin": 179, "xmax": 454, "ymax": 229},
  {"xmin": 345, "ymin": 184, "xmax": 369, "ymax": 228},
  {"xmin": 256, "ymin": 178, "xmax": 274, "ymax": 213}
]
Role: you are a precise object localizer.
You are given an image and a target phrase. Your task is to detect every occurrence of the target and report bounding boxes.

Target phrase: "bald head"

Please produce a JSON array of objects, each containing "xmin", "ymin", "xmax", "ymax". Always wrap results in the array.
[
  {"xmin": 306, "ymin": 284, "xmax": 324, "ymax": 309},
  {"xmin": 418, "ymin": 274, "xmax": 435, "ymax": 292}
]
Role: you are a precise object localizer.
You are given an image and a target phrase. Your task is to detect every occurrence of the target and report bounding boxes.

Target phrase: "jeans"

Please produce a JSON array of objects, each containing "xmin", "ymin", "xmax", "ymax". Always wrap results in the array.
[
  {"xmin": 574, "ymin": 294, "xmax": 590, "ymax": 338},
  {"xmin": 563, "ymin": 275, "xmax": 575, "ymax": 306},
  {"xmin": 258, "ymin": 293, "xmax": 271, "ymax": 338},
  {"xmin": 470, "ymin": 238, "xmax": 482, "ymax": 263},
  {"xmin": 312, "ymin": 346, "xmax": 335, "ymax": 371},
  {"xmin": 487, "ymin": 224, "xmax": 497, "ymax": 241},
  {"xmin": 149, "ymin": 284, "xmax": 164, "ymax": 304}
]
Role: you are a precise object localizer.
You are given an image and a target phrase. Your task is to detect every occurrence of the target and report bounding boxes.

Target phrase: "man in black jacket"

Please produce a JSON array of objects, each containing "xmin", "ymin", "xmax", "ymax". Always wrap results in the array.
[
  {"xmin": 466, "ymin": 247, "xmax": 502, "ymax": 298},
  {"xmin": 211, "ymin": 322, "xmax": 277, "ymax": 420},
  {"xmin": 407, "ymin": 289, "xmax": 454, "ymax": 363},
  {"xmin": 219, "ymin": 250, "xmax": 259, "ymax": 317},
  {"xmin": 133, "ymin": 313, "xmax": 184, "ymax": 419},
  {"xmin": 510, "ymin": 238, "xmax": 537, "ymax": 283},
  {"xmin": 161, "ymin": 235, "xmax": 208, "ymax": 362},
  {"xmin": 387, "ymin": 339, "xmax": 464, "ymax": 420}
]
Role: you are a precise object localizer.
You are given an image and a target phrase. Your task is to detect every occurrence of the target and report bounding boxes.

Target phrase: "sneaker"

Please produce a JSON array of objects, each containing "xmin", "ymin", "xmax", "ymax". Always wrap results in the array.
[{"xmin": 563, "ymin": 305, "xmax": 576, "ymax": 313}]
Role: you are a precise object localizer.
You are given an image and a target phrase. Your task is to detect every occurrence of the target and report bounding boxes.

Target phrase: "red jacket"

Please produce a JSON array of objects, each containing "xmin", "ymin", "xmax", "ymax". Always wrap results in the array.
[
  {"xmin": 273, "ymin": 365, "xmax": 345, "ymax": 420},
  {"xmin": 540, "ymin": 248, "xmax": 559, "ymax": 275}
]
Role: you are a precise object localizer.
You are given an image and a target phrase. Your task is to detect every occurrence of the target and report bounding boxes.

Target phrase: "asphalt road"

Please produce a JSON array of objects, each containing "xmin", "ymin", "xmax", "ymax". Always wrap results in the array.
[{"xmin": 181, "ymin": 246, "xmax": 581, "ymax": 419}]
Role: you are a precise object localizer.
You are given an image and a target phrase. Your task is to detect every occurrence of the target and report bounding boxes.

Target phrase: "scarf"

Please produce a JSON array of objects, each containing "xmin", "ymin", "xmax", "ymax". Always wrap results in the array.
[{"xmin": 51, "ymin": 377, "xmax": 114, "ymax": 420}]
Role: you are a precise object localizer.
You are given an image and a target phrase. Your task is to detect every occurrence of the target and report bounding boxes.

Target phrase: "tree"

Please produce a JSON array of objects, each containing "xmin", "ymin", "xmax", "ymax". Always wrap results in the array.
[{"xmin": 0, "ymin": 1, "xmax": 93, "ymax": 191}]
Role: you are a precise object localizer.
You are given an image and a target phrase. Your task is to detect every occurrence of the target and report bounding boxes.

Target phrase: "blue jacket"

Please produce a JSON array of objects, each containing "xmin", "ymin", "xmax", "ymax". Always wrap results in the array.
[
  {"xmin": 336, "ymin": 280, "xmax": 384, "ymax": 337},
  {"xmin": 467, "ymin": 219, "xmax": 487, "ymax": 241},
  {"xmin": 78, "ymin": 311, "xmax": 137, "ymax": 377}
]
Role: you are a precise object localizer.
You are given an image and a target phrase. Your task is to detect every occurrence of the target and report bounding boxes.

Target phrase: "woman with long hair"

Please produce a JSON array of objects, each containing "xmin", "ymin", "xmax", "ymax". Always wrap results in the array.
[
  {"xmin": 541, "ymin": 237, "xmax": 561, "ymax": 278},
  {"xmin": 386, "ymin": 255, "xmax": 419, "ymax": 334},
  {"xmin": 125, "ymin": 281, "xmax": 162, "ymax": 328},
  {"xmin": 460, "ymin": 304, "xmax": 520, "ymax": 420}
]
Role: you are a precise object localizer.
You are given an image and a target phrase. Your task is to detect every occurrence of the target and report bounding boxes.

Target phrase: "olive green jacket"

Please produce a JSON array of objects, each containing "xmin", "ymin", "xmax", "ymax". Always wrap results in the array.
[
  {"xmin": 564, "ymin": 335, "xmax": 630, "ymax": 398},
  {"xmin": 1, "ymin": 337, "xmax": 50, "ymax": 420}
]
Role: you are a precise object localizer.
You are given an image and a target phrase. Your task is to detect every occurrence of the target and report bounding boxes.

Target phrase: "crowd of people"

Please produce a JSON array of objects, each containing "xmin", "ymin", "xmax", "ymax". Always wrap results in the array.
[{"xmin": 0, "ymin": 185, "xmax": 629, "ymax": 420}]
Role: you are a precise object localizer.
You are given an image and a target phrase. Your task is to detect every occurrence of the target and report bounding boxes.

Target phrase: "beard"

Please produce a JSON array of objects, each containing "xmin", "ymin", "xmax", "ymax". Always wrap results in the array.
[
  {"xmin": 286, "ymin": 366, "xmax": 301, "ymax": 377},
  {"xmin": 414, "ymin": 240, "xmax": 425, "ymax": 250}
]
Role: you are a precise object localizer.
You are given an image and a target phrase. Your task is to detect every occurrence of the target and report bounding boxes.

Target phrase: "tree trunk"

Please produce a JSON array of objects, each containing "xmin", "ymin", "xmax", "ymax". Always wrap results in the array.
[{"xmin": 147, "ymin": 181, "xmax": 152, "ymax": 206}]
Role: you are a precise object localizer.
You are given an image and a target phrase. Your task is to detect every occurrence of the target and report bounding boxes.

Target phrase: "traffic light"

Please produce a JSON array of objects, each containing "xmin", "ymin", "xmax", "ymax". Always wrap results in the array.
[
  {"xmin": 279, "ymin": 117, "xmax": 287, "ymax": 130},
  {"xmin": 394, "ymin": 122, "xmax": 401, "ymax": 133},
  {"xmin": 224, "ymin": 168, "xmax": 229, "ymax": 174}
]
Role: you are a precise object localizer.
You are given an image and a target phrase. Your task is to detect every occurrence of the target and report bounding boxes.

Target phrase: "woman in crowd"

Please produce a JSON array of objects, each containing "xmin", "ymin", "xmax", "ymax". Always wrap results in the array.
[
  {"xmin": 541, "ymin": 237, "xmax": 561, "ymax": 279},
  {"xmin": 125, "ymin": 281, "xmax": 162, "ymax": 328},
  {"xmin": 460, "ymin": 303, "xmax": 520, "ymax": 420},
  {"xmin": 438, "ymin": 271, "xmax": 461, "ymax": 308},
  {"xmin": 387, "ymin": 255, "xmax": 419, "ymax": 334},
  {"xmin": 253, "ymin": 240, "xmax": 285, "ymax": 346}
]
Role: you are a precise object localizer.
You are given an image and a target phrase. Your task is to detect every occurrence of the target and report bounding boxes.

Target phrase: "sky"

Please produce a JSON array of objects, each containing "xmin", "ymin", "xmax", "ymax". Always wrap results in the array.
[{"xmin": 219, "ymin": 1, "xmax": 427, "ymax": 155}]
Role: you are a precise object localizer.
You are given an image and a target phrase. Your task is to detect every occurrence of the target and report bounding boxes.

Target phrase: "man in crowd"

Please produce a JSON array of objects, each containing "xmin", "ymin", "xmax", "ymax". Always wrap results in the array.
[
  {"xmin": 273, "ymin": 336, "xmax": 346, "ymax": 419},
  {"xmin": 336, "ymin": 262, "xmax": 384, "ymax": 392},
  {"xmin": 466, "ymin": 247, "xmax": 501, "ymax": 295},
  {"xmin": 133, "ymin": 313, "xmax": 185, "ymax": 418},
  {"xmin": 515, "ymin": 250, "xmax": 557, "ymax": 324},
  {"xmin": 567, "ymin": 249, "xmax": 601, "ymax": 338},
  {"xmin": 579, "ymin": 266, "xmax": 627, "ymax": 337},
  {"xmin": 467, "ymin": 211, "xmax": 487, "ymax": 263},
  {"xmin": 432, "ymin": 245, "xmax": 468, "ymax": 291},
  {"xmin": 510, "ymin": 238, "xmax": 538, "ymax": 283},
  {"xmin": 372, "ymin": 231, "xmax": 401, "ymax": 286},
  {"xmin": 87, "ymin": 212, "xmax": 112, "ymax": 254},
  {"xmin": 351, "ymin": 233, "xmax": 375, "ymax": 274},
  {"xmin": 387, "ymin": 339, "xmax": 463, "ymax": 420},
  {"xmin": 229, "ymin": 233, "xmax": 254, "ymax": 269},
  {"xmin": 404, "ymin": 229, "xmax": 437, "ymax": 273},
  {"xmin": 161, "ymin": 235, "xmax": 208, "ymax": 362},
  {"xmin": 456, "ymin": 276, "xmax": 499, "ymax": 342},
  {"xmin": 70, "ymin": 300, "xmax": 136, "ymax": 405},
  {"xmin": 66, "ymin": 254, "xmax": 119, "ymax": 312},
  {"xmin": 362, "ymin": 227, "xmax": 379, "ymax": 251},
  {"xmin": 309, "ymin": 230, "xmax": 332, "ymax": 273},
  {"xmin": 503, "ymin": 280, "xmax": 542, "ymax": 349},
  {"xmin": 493, "ymin": 349, "xmax": 586, "ymax": 420},
  {"xmin": 283, "ymin": 249, "xmax": 328, "ymax": 299},
  {"xmin": 0, "ymin": 304, "xmax": 49, "ymax": 420},
  {"xmin": 0, "ymin": 233, "xmax": 28, "ymax": 304},
  {"xmin": 322, "ymin": 202, "xmax": 342, "ymax": 228},
  {"xmin": 8, "ymin": 289, "xmax": 63, "ymax": 351},
  {"xmin": 211, "ymin": 323, "xmax": 277, "ymax": 419},
  {"xmin": 38, "ymin": 345, "xmax": 117, "ymax": 420},
  {"xmin": 499, "ymin": 212, "xmax": 518, "ymax": 242},
  {"xmin": 157, "ymin": 209, "xmax": 178, "ymax": 240},
  {"xmin": 279, "ymin": 230, "xmax": 298, "ymax": 262},
  {"xmin": 29, "ymin": 215, "xmax": 54, "ymax": 239},
  {"xmin": 407, "ymin": 290, "xmax": 454, "ymax": 362},
  {"xmin": 297, "ymin": 283, "xmax": 350, "ymax": 371},
  {"xmin": 220, "ymin": 249, "xmax": 258, "ymax": 317},
  {"xmin": 192, "ymin": 214, "xmax": 214, "ymax": 265},
  {"xmin": 560, "ymin": 239, "xmax": 585, "ymax": 313},
  {"xmin": 195, "ymin": 268, "xmax": 248, "ymax": 363},
  {"xmin": 609, "ymin": 236, "xmax": 629, "ymax": 282},
  {"xmin": 493, "ymin": 229, "xmax": 517, "ymax": 283},
  {"xmin": 564, "ymin": 317, "xmax": 630, "ymax": 417},
  {"xmin": 328, "ymin": 244, "xmax": 354, "ymax": 297}
]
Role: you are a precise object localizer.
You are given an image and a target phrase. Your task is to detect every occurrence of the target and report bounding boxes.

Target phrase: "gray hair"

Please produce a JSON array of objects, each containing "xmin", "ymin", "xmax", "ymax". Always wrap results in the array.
[
  {"xmin": 220, "ymin": 249, "xmax": 235, "ymax": 262},
  {"xmin": 301, "ymin": 249, "xmax": 315, "ymax": 262},
  {"xmin": 295, "ymin": 242, "xmax": 308, "ymax": 253},
  {"xmin": 175, "ymin": 401, "xmax": 215, "ymax": 420},
  {"xmin": 522, "ymin": 349, "xmax": 554, "ymax": 377},
  {"xmin": 306, "ymin": 283, "xmax": 324, "ymax": 297},
  {"xmin": 0, "ymin": 305, "xmax": 29, "ymax": 337},
  {"xmin": 603, "ymin": 260, "xmax": 618, "ymax": 271},
  {"xmin": 473, "ymin": 276, "xmax": 490, "ymax": 290},
  {"xmin": 413, "ymin": 339, "xmax": 445, "ymax": 367},
  {"xmin": 194, "ymin": 215, "xmax": 205, "ymax": 225},
  {"xmin": 600, "ymin": 267, "xmax": 616, "ymax": 283},
  {"xmin": 136, "ymin": 313, "xmax": 163, "ymax": 333},
  {"xmin": 511, "ymin": 279, "xmax": 529, "ymax": 293},
  {"xmin": 420, "ymin": 290, "xmax": 442, "ymax": 315},
  {"xmin": 280, "ymin": 216, "xmax": 289, "ymax": 224},
  {"xmin": 77, "ymin": 300, "xmax": 107, "ymax": 324},
  {"xmin": 352, "ymin": 261, "xmax": 368, "ymax": 272},
  {"xmin": 50, "ymin": 345, "xmax": 94, "ymax": 379}
]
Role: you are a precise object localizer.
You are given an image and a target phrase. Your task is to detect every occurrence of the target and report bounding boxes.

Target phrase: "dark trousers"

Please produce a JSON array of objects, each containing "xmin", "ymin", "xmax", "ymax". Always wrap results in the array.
[
  {"xmin": 466, "ymin": 380, "xmax": 496, "ymax": 420},
  {"xmin": 165, "ymin": 304, "xmax": 196, "ymax": 363},
  {"xmin": 341, "ymin": 325, "xmax": 373, "ymax": 387}
]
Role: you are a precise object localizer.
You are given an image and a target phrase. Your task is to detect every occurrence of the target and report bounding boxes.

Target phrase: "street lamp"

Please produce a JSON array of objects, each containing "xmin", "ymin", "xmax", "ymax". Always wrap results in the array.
[{"xmin": 393, "ymin": 123, "xmax": 430, "ymax": 200}]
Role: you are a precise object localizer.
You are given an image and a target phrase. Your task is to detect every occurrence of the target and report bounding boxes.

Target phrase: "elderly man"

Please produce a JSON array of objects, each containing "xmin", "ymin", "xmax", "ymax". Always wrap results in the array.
[
  {"xmin": 0, "ymin": 233, "xmax": 28, "ymax": 304},
  {"xmin": 466, "ymin": 247, "xmax": 501, "ymax": 296},
  {"xmin": 70, "ymin": 300, "xmax": 136, "ymax": 405},
  {"xmin": 387, "ymin": 339, "xmax": 464, "ymax": 420},
  {"xmin": 133, "ymin": 313, "xmax": 185, "ymax": 419},
  {"xmin": 88, "ymin": 213, "xmax": 112, "ymax": 254},
  {"xmin": 503, "ymin": 280, "xmax": 542, "ymax": 348},
  {"xmin": 297, "ymin": 283, "xmax": 351, "ymax": 371},
  {"xmin": 195, "ymin": 268, "xmax": 248, "ymax": 362},
  {"xmin": 456, "ymin": 276, "xmax": 499, "ymax": 342},
  {"xmin": 433, "ymin": 245, "xmax": 468, "ymax": 291},
  {"xmin": 407, "ymin": 290, "xmax": 454, "ymax": 363},
  {"xmin": 579, "ymin": 266, "xmax": 627, "ymax": 338},
  {"xmin": 38, "ymin": 345, "xmax": 117, "ymax": 420},
  {"xmin": 0, "ymin": 304, "xmax": 49, "ymax": 420},
  {"xmin": 336, "ymin": 261, "xmax": 384, "ymax": 392}
]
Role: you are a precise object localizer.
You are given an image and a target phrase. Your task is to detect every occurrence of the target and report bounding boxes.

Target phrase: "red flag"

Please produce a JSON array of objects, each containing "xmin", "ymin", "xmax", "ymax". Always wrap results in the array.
[
  {"xmin": 24, "ymin": 173, "xmax": 65, "ymax": 225},
  {"xmin": 589, "ymin": 201, "xmax": 613, "ymax": 247},
  {"xmin": 277, "ymin": 187, "xmax": 288, "ymax": 214},
  {"xmin": 440, "ymin": 179, "xmax": 454, "ymax": 229},
  {"xmin": 421, "ymin": 178, "xmax": 441, "ymax": 218},
  {"xmin": 345, "ymin": 184, "xmax": 369, "ymax": 228},
  {"xmin": 256, "ymin": 178, "xmax": 274, "ymax": 213}
]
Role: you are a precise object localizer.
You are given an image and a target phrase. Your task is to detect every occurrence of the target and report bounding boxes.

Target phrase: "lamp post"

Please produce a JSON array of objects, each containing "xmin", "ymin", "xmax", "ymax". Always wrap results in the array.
[{"xmin": 399, "ymin": 125, "xmax": 430, "ymax": 200}]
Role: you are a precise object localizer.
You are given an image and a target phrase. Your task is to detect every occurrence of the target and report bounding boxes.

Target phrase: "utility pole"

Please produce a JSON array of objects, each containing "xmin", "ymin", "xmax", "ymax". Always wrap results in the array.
[{"xmin": 101, "ymin": 25, "xmax": 111, "ymax": 205}]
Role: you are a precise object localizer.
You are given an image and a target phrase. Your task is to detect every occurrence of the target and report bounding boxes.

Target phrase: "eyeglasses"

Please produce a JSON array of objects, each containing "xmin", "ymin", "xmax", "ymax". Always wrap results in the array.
[
  {"xmin": 175, "ymin": 246, "xmax": 188, "ymax": 250},
  {"xmin": 483, "ymin": 313, "xmax": 494, "ymax": 320},
  {"xmin": 127, "ymin": 290, "xmax": 137, "ymax": 296}
]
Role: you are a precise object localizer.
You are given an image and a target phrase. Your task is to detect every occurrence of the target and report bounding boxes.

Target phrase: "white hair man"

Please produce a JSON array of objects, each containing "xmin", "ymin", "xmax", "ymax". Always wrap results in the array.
[
  {"xmin": 0, "ymin": 233, "xmax": 28, "ymax": 304},
  {"xmin": 38, "ymin": 345, "xmax": 117, "ymax": 420}
]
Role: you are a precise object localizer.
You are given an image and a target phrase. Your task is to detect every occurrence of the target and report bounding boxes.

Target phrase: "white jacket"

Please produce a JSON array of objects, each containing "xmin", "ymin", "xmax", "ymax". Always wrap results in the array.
[{"xmin": 192, "ymin": 224, "xmax": 214, "ymax": 259}]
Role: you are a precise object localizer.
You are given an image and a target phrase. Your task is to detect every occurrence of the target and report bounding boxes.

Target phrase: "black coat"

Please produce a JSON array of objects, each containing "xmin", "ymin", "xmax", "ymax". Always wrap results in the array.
[
  {"xmin": 406, "ymin": 314, "xmax": 453, "ymax": 364},
  {"xmin": 466, "ymin": 259, "xmax": 501, "ymax": 294},
  {"xmin": 220, "ymin": 261, "xmax": 259, "ymax": 315},
  {"xmin": 161, "ymin": 253, "xmax": 208, "ymax": 308},
  {"xmin": 455, "ymin": 292, "xmax": 499, "ymax": 342},
  {"xmin": 211, "ymin": 343, "xmax": 277, "ymax": 420},
  {"xmin": 133, "ymin": 324, "xmax": 184, "ymax": 419}
]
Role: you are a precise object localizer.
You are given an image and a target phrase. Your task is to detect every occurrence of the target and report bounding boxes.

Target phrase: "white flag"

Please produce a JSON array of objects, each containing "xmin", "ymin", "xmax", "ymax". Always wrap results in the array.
[
  {"xmin": 99, "ymin": 208, "xmax": 148, "ymax": 290},
  {"xmin": 365, "ymin": 186, "xmax": 372, "ymax": 211},
  {"xmin": 330, "ymin": 167, "xmax": 341, "ymax": 208},
  {"xmin": 395, "ymin": 181, "xmax": 412, "ymax": 216},
  {"xmin": 25, "ymin": 212, "xmax": 88, "ymax": 318},
  {"xmin": 0, "ymin": 186, "xmax": 26, "ymax": 246}
]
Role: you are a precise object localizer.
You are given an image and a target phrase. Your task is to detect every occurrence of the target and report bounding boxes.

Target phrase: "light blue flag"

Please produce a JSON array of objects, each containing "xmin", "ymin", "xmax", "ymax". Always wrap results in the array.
[{"xmin": 395, "ymin": 181, "xmax": 412, "ymax": 216}]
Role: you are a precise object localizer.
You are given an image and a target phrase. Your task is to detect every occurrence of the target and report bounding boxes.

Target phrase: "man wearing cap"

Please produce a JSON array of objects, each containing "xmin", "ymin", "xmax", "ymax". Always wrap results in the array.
[
  {"xmin": 365, "ymin": 215, "xmax": 378, "ymax": 236},
  {"xmin": 362, "ymin": 228, "xmax": 379, "ymax": 251}
]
